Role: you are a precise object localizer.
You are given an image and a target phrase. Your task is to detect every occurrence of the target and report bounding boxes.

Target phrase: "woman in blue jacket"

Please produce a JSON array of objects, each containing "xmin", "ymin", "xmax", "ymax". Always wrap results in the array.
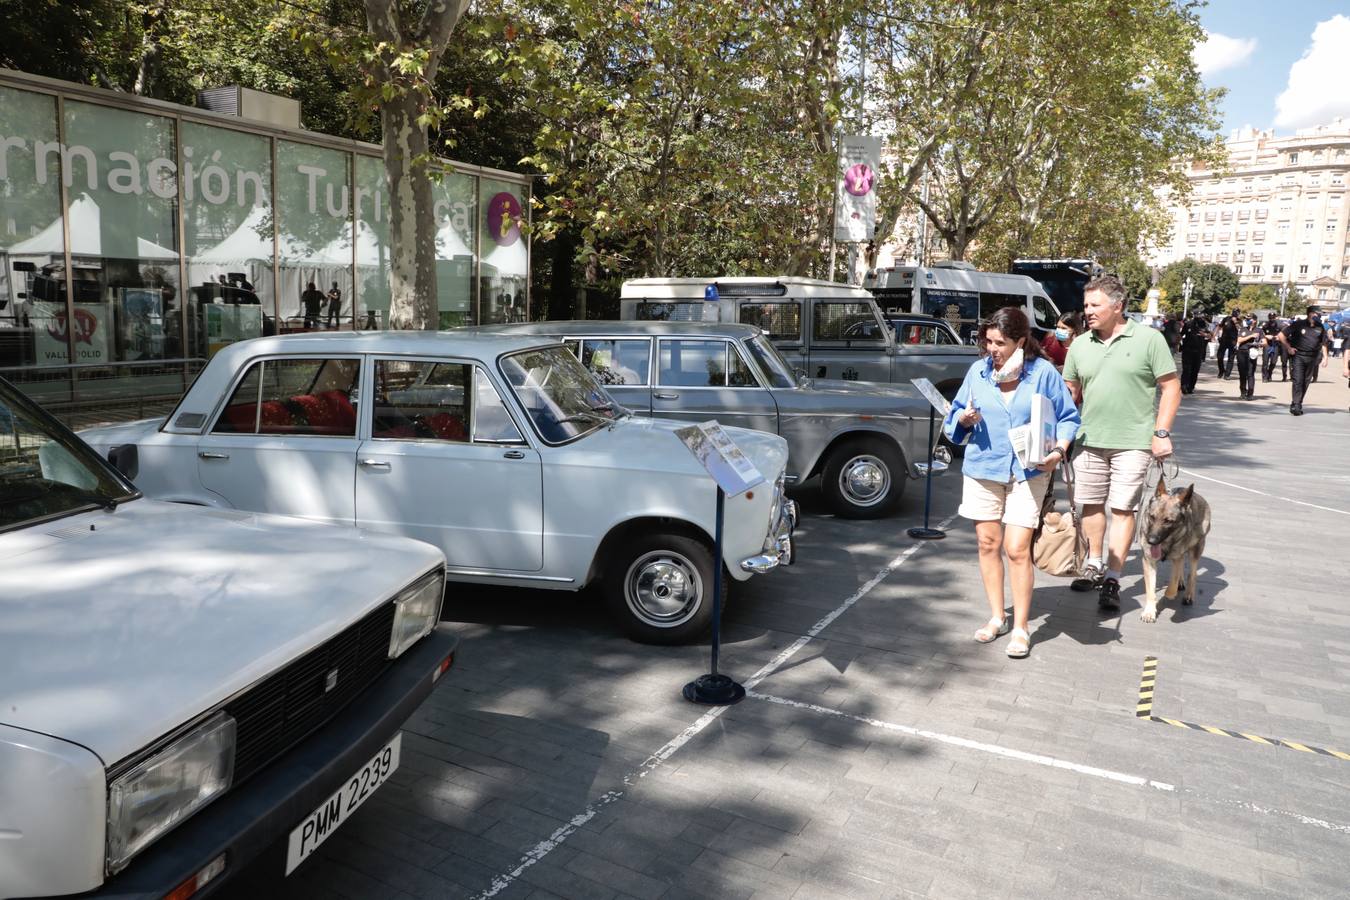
[{"xmin": 943, "ymin": 307, "xmax": 1080, "ymax": 658}]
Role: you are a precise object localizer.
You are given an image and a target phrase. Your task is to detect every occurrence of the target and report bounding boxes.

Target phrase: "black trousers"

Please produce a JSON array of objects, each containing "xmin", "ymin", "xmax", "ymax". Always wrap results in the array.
[
  {"xmin": 1216, "ymin": 343, "xmax": 1235, "ymax": 378},
  {"xmin": 1290, "ymin": 353, "xmax": 1319, "ymax": 409},
  {"xmin": 1262, "ymin": 347, "xmax": 1287, "ymax": 381},
  {"xmin": 1181, "ymin": 351, "xmax": 1204, "ymax": 393},
  {"xmin": 1236, "ymin": 348, "xmax": 1256, "ymax": 397}
]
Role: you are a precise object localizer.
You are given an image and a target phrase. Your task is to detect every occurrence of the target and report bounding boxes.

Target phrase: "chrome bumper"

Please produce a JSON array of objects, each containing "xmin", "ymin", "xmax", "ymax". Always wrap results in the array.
[{"xmin": 740, "ymin": 499, "xmax": 798, "ymax": 574}]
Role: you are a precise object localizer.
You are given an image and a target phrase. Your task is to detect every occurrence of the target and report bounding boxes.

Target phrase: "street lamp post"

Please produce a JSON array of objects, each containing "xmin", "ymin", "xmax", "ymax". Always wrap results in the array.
[
  {"xmin": 1279, "ymin": 283, "xmax": 1289, "ymax": 318},
  {"xmin": 1182, "ymin": 276, "xmax": 1194, "ymax": 319}
]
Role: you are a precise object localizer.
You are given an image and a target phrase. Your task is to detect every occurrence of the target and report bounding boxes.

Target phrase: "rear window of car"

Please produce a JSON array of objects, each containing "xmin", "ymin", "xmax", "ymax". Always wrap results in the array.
[
  {"xmin": 812, "ymin": 302, "xmax": 886, "ymax": 345},
  {"xmin": 579, "ymin": 339, "xmax": 651, "ymax": 385},
  {"xmin": 213, "ymin": 358, "xmax": 359, "ymax": 436},
  {"xmin": 658, "ymin": 339, "xmax": 758, "ymax": 387}
]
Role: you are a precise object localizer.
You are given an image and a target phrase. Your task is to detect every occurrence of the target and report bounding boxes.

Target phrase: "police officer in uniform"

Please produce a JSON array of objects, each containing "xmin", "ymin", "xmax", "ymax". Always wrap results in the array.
[
  {"xmin": 1235, "ymin": 314, "xmax": 1261, "ymax": 400},
  {"xmin": 1261, "ymin": 312, "xmax": 1286, "ymax": 382},
  {"xmin": 1213, "ymin": 311, "xmax": 1239, "ymax": 379},
  {"xmin": 1277, "ymin": 306, "xmax": 1329, "ymax": 415},
  {"xmin": 1179, "ymin": 313, "xmax": 1210, "ymax": 394}
]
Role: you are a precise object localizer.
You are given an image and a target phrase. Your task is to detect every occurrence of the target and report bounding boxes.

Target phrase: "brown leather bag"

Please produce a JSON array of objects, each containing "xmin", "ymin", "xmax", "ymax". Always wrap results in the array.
[{"xmin": 1032, "ymin": 464, "xmax": 1088, "ymax": 577}]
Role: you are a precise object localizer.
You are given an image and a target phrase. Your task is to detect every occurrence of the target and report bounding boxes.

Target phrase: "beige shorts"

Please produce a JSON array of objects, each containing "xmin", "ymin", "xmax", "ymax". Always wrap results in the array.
[
  {"xmin": 959, "ymin": 475, "xmax": 1050, "ymax": 530},
  {"xmin": 1073, "ymin": 447, "xmax": 1153, "ymax": 511}
]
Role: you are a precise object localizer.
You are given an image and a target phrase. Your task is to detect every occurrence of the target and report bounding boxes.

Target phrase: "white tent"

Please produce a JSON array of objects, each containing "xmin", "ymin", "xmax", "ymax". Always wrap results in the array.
[{"xmin": 6, "ymin": 194, "xmax": 179, "ymax": 260}]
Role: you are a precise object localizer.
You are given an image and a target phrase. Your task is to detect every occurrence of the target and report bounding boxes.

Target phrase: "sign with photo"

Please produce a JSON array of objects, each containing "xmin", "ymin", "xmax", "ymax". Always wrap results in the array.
[
  {"xmin": 674, "ymin": 421, "xmax": 766, "ymax": 497},
  {"xmin": 833, "ymin": 134, "xmax": 881, "ymax": 242},
  {"xmin": 31, "ymin": 301, "xmax": 111, "ymax": 366}
]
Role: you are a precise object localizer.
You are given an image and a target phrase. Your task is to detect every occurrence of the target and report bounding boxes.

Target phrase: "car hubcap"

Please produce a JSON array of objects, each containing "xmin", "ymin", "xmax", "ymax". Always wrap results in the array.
[
  {"xmin": 625, "ymin": 550, "xmax": 703, "ymax": 627},
  {"xmin": 839, "ymin": 454, "xmax": 890, "ymax": 507}
]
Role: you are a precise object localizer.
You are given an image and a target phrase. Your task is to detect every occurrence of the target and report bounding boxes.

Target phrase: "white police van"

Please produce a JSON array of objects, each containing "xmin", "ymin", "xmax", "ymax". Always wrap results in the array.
[{"xmin": 864, "ymin": 261, "xmax": 1062, "ymax": 345}]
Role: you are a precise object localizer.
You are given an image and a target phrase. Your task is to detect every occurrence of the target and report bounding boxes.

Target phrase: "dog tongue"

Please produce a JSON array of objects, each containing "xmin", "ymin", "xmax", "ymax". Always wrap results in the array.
[{"xmin": 1149, "ymin": 544, "xmax": 1163, "ymax": 560}]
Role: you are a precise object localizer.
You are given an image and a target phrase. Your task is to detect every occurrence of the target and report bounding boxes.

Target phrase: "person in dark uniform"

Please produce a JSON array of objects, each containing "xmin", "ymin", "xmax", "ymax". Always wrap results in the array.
[
  {"xmin": 300, "ymin": 281, "xmax": 324, "ymax": 329},
  {"xmin": 1179, "ymin": 313, "xmax": 1210, "ymax": 394},
  {"xmin": 1261, "ymin": 312, "xmax": 1286, "ymax": 382},
  {"xmin": 1234, "ymin": 314, "xmax": 1261, "ymax": 400},
  {"xmin": 325, "ymin": 282, "xmax": 342, "ymax": 328},
  {"xmin": 1277, "ymin": 306, "xmax": 1329, "ymax": 415},
  {"xmin": 1213, "ymin": 311, "xmax": 1239, "ymax": 379}
]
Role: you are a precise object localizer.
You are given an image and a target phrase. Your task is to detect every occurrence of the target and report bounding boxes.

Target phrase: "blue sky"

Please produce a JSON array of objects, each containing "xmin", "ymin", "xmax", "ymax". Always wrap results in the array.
[{"xmin": 1194, "ymin": 1, "xmax": 1350, "ymax": 135}]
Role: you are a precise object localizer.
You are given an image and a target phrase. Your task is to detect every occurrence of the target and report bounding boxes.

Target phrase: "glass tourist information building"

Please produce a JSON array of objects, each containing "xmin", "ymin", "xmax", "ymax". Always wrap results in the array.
[{"xmin": 0, "ymin": 69, "xmax": 531, "ymax": 411}]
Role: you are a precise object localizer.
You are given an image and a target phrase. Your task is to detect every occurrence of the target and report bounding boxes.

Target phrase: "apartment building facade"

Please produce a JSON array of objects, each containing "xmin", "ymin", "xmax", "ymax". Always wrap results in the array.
[{"xmin": 1149, "ymin": 120, "xmax": 1350, "ymax": 309}]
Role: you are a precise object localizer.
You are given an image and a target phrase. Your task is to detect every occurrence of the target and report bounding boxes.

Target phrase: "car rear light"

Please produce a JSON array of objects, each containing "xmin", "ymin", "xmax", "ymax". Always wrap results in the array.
[{"xmin": 433, "ymin": 653, "xmax": 454, "ymax": 683}]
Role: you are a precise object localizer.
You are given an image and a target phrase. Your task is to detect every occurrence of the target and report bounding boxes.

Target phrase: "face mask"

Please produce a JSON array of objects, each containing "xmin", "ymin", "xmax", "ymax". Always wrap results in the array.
[
  {"xmin": 1054, "ymin": 328, "xmax": 1071, "ymax": 342},
  {"xmin": 993, "ymin": 347, "xmax": 1024, "ymax": 383}
]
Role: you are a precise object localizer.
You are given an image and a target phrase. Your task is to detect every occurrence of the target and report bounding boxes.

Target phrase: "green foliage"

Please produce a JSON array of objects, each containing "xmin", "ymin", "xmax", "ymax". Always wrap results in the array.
[
  {"xmin": 1156, "ymin": 258, "xmax": 1240, "ymax": 316},
  {"xmin": 1111, "ymin": 255, "xmax": 1153, "ymax": 308}
]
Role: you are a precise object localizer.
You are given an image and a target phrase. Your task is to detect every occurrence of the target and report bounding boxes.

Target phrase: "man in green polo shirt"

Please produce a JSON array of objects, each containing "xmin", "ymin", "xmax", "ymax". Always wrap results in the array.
[{"xmin": 1063, "ymin": 274, "xmax": 1181, "ymax": 612}]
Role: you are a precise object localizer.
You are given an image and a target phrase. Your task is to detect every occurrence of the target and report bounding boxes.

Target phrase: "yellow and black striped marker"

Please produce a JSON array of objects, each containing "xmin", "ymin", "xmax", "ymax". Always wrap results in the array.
[{"xmin": 1135, "ymin": 656, "xmax": 1350, "ymax": 762}]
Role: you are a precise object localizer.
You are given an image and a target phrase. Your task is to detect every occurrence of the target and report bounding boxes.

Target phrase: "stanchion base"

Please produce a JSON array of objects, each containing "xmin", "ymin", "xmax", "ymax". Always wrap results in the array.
[
  {"xmin": 906, "ymin": 527, "xmax": 946, "ymax": 540},
  {"xmin": 683, "ymin": 673, "xmax": 746, "ymax": 706}
]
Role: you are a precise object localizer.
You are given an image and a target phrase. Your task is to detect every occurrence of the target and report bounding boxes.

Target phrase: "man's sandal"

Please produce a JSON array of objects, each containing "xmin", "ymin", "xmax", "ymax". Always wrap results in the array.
[
  {"xmin": 1006, "ymin": 628, "xmax": 1031, "ymax": 658},
  {"xmin": 974, "ymin": 616, "xmax": 1010, "ymax": 643}
]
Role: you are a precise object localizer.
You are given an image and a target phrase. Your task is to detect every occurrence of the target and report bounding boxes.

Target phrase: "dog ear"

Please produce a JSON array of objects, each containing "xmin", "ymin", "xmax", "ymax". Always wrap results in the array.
[
  {"xmin": 1154, "ymin": 475, "xmax": 1169, "ymax": 498},
  {"xmin": 1178, "ymin": 484, "xmax": 1195, "ymax": 505}
]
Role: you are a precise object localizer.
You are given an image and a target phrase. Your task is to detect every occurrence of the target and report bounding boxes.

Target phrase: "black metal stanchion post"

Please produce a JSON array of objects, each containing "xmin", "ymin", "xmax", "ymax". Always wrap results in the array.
[
  {"xmin": 684, "ymin": 486, "xmax": 745, "ymax": 705},
  {"xmin": 907, "ymin": 406, "xmax": 946, "ymax": 540}
]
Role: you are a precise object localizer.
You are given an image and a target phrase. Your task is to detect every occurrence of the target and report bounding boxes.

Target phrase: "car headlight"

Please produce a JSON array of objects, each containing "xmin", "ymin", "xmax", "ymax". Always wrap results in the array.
[
  {"xmin": 106, "ymin": 713, "xmax": 235, "ymax": 874},
  {"xmin": 389, "ymin": 569, "xmax": 445, "ymax": 659}
]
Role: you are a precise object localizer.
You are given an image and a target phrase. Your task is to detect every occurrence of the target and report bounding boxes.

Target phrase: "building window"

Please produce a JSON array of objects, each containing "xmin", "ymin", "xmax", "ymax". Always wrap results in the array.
[
  {"xmin": 1217, "ymin": 252, "xmax": 1228, "ymax": 262},
  {"xmin": 1253, "ymin": 231, "xmax": 1266, "ymax": 241},
  {"xmin": 1318, "ymin": 288, "xmax": 1327, "ymax": 299},
  {"xmin": 1304, "ymin": 221, "xmax": 1315, "ymax": 230},
  {"xmin": 1188, "ymin": 212, "xmax": 1199, "ymax": 223},
  {"xmin": 1273, "ymin": 264, "xmax": 1284, "ymax": 275},
  {"xmin": 1250, "ymin": 265, "xmax": 1261, "ymax": 274},
  {"xmin": 1327, "ymin": 223, "xmax": 1338, "ymax": 232},
  {"xmin": 1289, "ymin": 152, "xmax": 1299, "ymax": 164},
  {"xmin": 1236, "ymin": 231, "xmax": 1248, "ymax": 241},
  {"xmin": 1334, "ymin": 175, "xmax": 1345, "ymax": 185},
  {"xmin": 1298, "ymin": 264, "xmax": 1309, "ymax": 275},
  {"xmin": 1233, "ymin": 265, "xmax": 1243, "ymax": 274}
]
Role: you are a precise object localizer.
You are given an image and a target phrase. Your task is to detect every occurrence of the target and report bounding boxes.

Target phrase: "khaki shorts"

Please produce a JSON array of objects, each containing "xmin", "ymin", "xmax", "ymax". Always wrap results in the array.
[
  {"xmin": 959, "ymin": 475, "xmax": 1050, "ymax": 530},
  {"xmin": 1073, "ymin": 447, "xmax": 1153, "ymax": 511}
]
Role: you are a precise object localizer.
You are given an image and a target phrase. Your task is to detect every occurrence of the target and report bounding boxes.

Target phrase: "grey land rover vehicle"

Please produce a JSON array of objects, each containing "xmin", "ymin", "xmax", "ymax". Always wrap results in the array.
[
  {"xmin": 620, "ymin": 276, "xmax": 981, "ymax": 402},
  {"xmin": 482, "ymin": 321, "xmax": 948, "ymax": 519}
]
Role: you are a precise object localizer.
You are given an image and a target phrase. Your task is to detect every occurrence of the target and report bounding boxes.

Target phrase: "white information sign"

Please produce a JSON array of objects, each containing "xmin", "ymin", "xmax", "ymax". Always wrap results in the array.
[
  {"xmin": 674, "ymin": 421, "xmax": 766, "ymax": 496},
  {"xmin": 833, "ymin": 134, "xmax": 882, "ymax": 242},
  {"xmin": 909, "ymin": 377, "xmax": 951, "ymax": 417}
]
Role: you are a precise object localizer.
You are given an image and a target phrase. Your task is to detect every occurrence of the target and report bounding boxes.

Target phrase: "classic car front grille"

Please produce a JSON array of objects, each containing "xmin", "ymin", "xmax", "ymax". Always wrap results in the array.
[{"xmin": 225, "ymin": 602, "xmax": 396, "ymax": 783}]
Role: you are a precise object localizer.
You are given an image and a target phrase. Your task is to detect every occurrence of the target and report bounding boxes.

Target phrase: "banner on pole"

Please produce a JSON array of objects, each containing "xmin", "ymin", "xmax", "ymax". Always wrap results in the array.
[{"xmin": 833, "ymin": 134, "xmax": 881, "ymax": 243}]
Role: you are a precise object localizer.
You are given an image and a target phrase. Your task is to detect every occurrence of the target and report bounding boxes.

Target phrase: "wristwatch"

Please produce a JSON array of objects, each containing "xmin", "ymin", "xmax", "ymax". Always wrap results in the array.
[{"xmin": 1153, "ymin": 428, "xmax": 1171, "ymax": 439}]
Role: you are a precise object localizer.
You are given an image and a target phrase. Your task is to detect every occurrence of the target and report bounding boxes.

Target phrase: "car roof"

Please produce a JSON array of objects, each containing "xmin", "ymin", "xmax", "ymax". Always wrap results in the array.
[
  {"xmin": 472, "ymin": 321, "xmax": 762, "ymax": 339},
  {"xmin": 883, "ymin": 312, "xmax": 946, "ymax": 323}
]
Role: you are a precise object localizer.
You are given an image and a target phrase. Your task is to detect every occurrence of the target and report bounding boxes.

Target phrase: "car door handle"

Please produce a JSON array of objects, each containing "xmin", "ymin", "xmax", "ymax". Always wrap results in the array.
[
  {"xmin": 654, "ymin": 391, "xmax": 680, "ymax": 400},
  {"xmin": 358, "ymin": 458, "xmax": 391, "ymax": 470},
  {"xmin": 503, "ymin": 450, "xmax": 526, "ymax": 459},
  {"xmin": 198, "ymin": 451, "xmax": 229, "ymax": 460}
]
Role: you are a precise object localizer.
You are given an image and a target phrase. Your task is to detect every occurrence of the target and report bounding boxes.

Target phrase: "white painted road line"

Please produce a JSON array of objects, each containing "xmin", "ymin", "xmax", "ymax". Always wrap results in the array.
[
  {"xmin": 472, "ymin": 513, "xmax": 962, "ymax": 899},
  {"xmin": 748, "ymin": 690, "xmax": 1350, "ymax": 837},
  {"xmin": 747, "ymin": 690, "xmax": 1176, "ymax": 792},
  {"xmin": 1178, "ymin": 467, "xmax": 1350, "ymax": 517}
]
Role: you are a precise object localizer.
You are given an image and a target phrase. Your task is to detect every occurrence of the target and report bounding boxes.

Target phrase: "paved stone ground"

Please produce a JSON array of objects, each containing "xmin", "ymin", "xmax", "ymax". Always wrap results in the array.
[{"xmin": 228, "ymin": 357, "xmax": 1350, "ymax": 899}]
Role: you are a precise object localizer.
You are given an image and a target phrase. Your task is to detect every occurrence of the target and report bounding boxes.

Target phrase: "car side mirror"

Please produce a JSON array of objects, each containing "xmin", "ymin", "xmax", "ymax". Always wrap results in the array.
[{"xmin": 107, "ymin": 444, "xmax": 139, "ymax": 482}]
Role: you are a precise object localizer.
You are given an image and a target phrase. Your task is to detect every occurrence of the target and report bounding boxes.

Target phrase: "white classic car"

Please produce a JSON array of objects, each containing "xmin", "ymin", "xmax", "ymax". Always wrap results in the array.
[
  {"xmin": 81, "ymin": 331, "xmax": 796, "ymax": 644},
  {"xmin": 0, "ymin": 375, "xmax": 456, "ymax": 898}
]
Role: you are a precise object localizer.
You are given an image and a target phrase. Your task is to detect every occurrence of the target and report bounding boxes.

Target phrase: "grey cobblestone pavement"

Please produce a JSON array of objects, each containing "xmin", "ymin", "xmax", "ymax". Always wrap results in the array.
[{"xmin": 229, "ymin": 362, "xmax": 1350, "ymax": 899}]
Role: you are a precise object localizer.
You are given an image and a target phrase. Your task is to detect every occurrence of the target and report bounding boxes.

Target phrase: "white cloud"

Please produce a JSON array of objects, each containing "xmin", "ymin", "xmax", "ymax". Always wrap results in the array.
[
  {"xmin": 1193, "ymin": 30, "xmax": 1257, "ymax": 77},
  {"xmin": 1275, "ymin": 15, "xmax": 1350, "ymax": 129}
]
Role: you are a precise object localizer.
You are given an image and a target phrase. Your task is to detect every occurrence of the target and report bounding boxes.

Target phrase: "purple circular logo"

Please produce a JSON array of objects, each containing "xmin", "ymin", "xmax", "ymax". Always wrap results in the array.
[
  {"xmin": 844, "ymin": 163, "xmax": 874, "ymax": 197},
  {"xmin": 487, "ymin": 192, "xmax": 522, "ymax": 246}
]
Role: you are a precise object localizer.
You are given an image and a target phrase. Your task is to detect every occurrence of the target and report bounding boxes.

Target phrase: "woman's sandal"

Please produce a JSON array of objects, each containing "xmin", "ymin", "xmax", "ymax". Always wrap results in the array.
[
  {"xmin": 974, "ymin": 616, "xmax": 1010, "ymax": 643},
  {"xmin": 1006, "ymin": 627, "xmax": 1031, "ymax": 658}
]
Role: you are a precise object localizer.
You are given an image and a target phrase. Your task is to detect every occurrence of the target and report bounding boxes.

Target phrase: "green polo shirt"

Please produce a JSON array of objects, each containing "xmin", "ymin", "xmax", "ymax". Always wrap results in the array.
[{"xmin": 1062, "ymin": 319, "xmax": 1176, "ymax": 450}]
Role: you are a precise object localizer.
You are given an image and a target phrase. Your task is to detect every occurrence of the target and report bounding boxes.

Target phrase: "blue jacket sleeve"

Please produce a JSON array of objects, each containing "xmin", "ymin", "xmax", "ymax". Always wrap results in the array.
[
  {"xmin": 942, "ymin": 367, "xmax": 977, "ymax": 446},
  {"xmin": 1044, "ymin": 364, "xmax": 1080, "ymax": 443}
]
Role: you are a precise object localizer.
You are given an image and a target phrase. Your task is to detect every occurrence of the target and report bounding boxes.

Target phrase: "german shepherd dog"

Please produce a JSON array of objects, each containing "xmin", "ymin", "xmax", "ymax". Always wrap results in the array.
[{"xmin": 1139, "ymin": 475, "xmax": 1212, "ymax": 623}]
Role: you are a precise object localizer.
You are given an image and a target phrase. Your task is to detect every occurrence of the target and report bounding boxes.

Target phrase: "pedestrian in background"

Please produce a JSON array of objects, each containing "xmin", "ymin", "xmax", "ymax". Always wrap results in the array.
[
  {"xmin": 1261, "ymin": 312, "xmax": 1286, "ymax": 382},
  {"xmin": 1278, "ymin": 306, "xmax": 1329, "ymax": 415},
  {"xmin": 944, "ymin": 307, "xmax": 1080, "ymax": 659},
  {"xmin": 325, "ymin": 282, "xmax": 343, "ymax": 328},
  {"xmin": 1063, "ymin": 275, "xmax": 1181, "ymax": 611},
  {"xmin": 1162, "ymin": 316, "xmax": 1180, "ymax": 353},
  {"xmin": 1040, "ymin": 311, "xmax": 1083, "ymax": 369},
  {"xmin": 300, "ymin": 281, "xmax": 324, "ymax": 329},
  {"xmin": 1213, "ymin": 310, "xmax": 1239, "ymax": 379},
  {"xmin": 1179, "ymin": 313, "xmax": 1210, "ymax": 395},
  {"xmin": 1235, "ymin": 313, "xmax": 1261, "ymax": 400}
]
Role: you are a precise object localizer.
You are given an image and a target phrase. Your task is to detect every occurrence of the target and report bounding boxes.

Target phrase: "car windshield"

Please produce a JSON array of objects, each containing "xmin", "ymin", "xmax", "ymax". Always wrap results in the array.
[
  {"xmin": 742, "ymin": 334, "xmax": 797, "ymax": 388},
  {"xmin": 499, "ymin": 346, "xmax": 620, "ymax": 444},
  {"xmin": 0, "ymin": 378, "xmax": 138, "ymax": 533}
]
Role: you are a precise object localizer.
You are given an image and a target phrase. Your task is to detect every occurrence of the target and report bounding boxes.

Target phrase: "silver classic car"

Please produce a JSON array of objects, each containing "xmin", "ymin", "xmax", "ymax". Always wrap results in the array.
[{"xmin": 479, "ymin": 321, "xmax": 947, "ymax": 519}]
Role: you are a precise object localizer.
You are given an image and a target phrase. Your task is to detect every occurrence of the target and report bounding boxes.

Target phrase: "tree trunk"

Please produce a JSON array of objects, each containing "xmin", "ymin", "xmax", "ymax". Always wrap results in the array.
[{"xmin": 380, "ymin": 95, "xmax": 438, "ymax": 330}]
